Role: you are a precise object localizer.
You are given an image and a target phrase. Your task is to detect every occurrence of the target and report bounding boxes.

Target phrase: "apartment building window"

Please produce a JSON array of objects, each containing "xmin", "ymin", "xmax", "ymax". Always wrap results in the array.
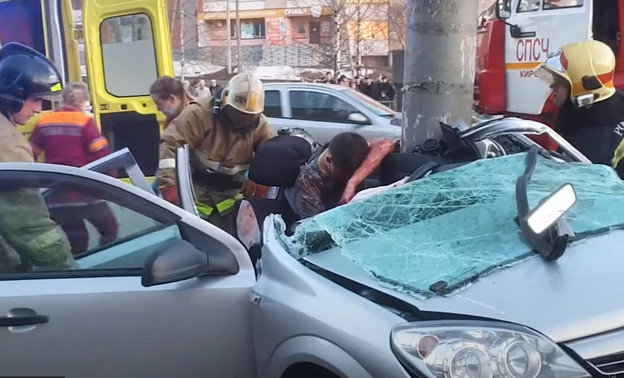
[{"xmin": 230, "ymin": 19, "xmax": 266, "ymax": 39}]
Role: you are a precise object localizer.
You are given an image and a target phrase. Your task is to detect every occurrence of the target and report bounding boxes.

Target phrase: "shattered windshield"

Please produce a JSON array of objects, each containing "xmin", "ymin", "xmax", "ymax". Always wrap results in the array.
[{"xmin": 278, "ymin": 153, "xmax": 624, "ymax": 299}]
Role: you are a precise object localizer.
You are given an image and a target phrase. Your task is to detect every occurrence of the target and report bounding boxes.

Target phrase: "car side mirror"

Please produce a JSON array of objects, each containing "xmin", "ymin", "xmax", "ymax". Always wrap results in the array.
[
  {"xmin": 527, "ymin": 183, "xmax": 577, "ymax": 234},
  {"xmin": 142, "ymin": 239, "xmax": 208, "ymax": 287},
  {"xmin": 497, "ymin": 0, "xmax": 511, "ymax": 19},
  {"xmin": 348, "ymin": 112, "xmax": 369, "ymax": 124}
]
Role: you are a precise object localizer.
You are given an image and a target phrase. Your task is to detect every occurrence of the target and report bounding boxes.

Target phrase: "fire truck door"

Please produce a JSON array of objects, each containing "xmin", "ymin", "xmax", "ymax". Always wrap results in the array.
[{"xmin": 505, "ymin": 0, "xmax": 591, "ymax": 115}]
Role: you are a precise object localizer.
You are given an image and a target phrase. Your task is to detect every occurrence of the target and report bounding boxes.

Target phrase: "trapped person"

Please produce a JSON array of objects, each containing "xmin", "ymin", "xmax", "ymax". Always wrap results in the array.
[
  {"xmin": 537, "ymin": 40, "xmax": 624, "ymax": 176},
  {"xmin": 0, "ymin": 42, "xmax": 74, "ymax": 271},
  {"xmin": 150, "ymin": 76, "xmax": 194, "ymax": 129},
  {"xmin": 284, "ymin": 132, "xmax": 369, "ymax": 219},
  {"xmin": 31, "ymin": 82, "xmax": 118, "ymax": 255},
  {"xmin": 157, "ymin": 72, "xmax": 274, "ymax": 235}
]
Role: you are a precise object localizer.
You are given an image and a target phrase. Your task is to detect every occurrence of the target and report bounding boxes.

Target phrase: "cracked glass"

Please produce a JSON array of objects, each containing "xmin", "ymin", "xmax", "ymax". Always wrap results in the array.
[{"xmin": 278, "ymin": 153, "xmax": 624, "ymax": 298}]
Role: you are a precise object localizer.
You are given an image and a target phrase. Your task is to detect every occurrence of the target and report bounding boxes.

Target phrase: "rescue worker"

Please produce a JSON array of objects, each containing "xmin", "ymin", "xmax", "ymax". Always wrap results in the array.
[
  {"xmin": 536, "ymin": 40, "xmax": 624, "ymax": 175},
  {"xmin": 30, "ymin": 82, "xmax": 119, "ymax": 255},
  {"xmin": 0, "ymin": 42, "xmax": 74, "ymax": 271},
  {"xmin": 156, "ymin": 72, "xmax": 275, "ymax": 234},
  {"xmin": 150, "ymin": 76, "xmax": 194, "ymax": 129}
]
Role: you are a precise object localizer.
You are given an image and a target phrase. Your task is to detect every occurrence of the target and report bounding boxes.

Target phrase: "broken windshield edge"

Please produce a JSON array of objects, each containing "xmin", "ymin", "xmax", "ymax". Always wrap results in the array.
[{"xmin": 277, "ymin": 153, "xmax": 624, "ymax": 300}]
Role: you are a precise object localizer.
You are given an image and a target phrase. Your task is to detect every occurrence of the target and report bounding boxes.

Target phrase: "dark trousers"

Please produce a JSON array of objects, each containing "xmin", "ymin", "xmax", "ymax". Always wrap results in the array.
[{"xmin": 49, "ymin": 202, "xmax": 119, "ymax": 255}]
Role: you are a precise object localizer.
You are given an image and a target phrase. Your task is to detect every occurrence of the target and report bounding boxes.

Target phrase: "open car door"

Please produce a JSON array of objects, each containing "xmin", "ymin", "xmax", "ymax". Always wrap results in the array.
[
  {"xmin": 176, "ymin": 145, "xmax": 200, "ymax": 216},
  {"xmin": 83, "ymin": 0, "xmax": 174, "ymax": 177},
  {"xmin": 82, "ymin": 147, "xmax": 155, "ymax": 194}
]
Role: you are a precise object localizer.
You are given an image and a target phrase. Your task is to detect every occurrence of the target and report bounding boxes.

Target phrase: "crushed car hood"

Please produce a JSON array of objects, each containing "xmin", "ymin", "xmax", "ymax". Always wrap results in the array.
[
  {"xmin": 304, "ymin": 230, "xmax": 624, "ymax": 343},
  {"xmin": 419, "ymin": 229, "xmax": 624, "ymax": 342}
]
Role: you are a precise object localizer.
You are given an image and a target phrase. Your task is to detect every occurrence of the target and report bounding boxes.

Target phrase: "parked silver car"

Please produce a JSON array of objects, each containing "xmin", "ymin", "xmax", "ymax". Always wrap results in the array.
[{"xmin": 263, "ymin": 83, "xmax": 401, "ymax": 145}]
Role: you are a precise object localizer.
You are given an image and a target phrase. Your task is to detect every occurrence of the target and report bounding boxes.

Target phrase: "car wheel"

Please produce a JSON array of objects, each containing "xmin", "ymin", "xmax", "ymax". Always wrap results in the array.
[{"xmin": 282, "ymin": 363, "xmax": 341, "ymax": 378}]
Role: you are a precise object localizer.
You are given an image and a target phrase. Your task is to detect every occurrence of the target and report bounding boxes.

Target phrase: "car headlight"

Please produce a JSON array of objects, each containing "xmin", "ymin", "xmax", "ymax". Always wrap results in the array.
[{"xmin": 391, "ymin": 320, "xmax": 590, "ymax": 378}]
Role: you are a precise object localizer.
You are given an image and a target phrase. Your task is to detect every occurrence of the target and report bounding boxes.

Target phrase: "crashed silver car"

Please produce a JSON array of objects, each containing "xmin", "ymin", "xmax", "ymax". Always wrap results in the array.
[
  {"xmin": 259, "ymin": 147, "xmax": 624, "ymax": 378},
  {"xmin": 1, "ymin": 119, "xmax": 620, "ymax": 378}
]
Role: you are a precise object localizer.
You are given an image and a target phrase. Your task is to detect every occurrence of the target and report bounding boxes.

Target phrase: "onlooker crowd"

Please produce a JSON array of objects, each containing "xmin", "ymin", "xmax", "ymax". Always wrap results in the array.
[
  {"xmin": 183, "ymin": 78, "xmax": 223, "ymax": 100},
  {"xmin": 182, "ymin": 71, "xmax": 394, "ymax": 108},
  {"xmin": 304, "ymin": 71, "xmax": 397, "ymax": 108}
]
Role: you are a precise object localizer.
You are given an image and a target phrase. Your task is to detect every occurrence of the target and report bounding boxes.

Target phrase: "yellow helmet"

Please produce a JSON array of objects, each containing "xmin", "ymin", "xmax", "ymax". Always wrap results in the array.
[
  {"xmin": 536, "ymin": 40, "xmax": 616, "ymax": 107},
  {"xmin": 221, "ymin": 72, "xmax": 264, "ymax": 115}
]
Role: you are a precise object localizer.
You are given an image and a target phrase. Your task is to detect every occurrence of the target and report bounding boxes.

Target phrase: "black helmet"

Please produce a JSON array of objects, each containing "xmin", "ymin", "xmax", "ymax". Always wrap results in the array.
[{"xmin": 0, "ymin": 43, "xmax": 63, "ymax": 114}]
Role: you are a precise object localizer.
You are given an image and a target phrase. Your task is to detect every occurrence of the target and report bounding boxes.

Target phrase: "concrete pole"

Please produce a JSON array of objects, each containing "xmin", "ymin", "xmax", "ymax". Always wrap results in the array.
[
  {"xmin": 235, "ymin": 0, "xmax": 242, "ymax": 72},
  {"xmin": 401, "ymin": 0, "xmax": 478, "ymax": 152},
  {"xmin": 226, "ymin": 0, "xmax": 232, "ymax": 74}
]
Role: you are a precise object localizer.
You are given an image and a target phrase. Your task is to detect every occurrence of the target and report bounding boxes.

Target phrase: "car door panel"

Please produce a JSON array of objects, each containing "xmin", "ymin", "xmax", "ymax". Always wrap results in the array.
[
  {"xmin": 0, "ymin": 167, "xmax": 256, "ymax": 378},
  {"xmin": 0, "ymin": 275, "xmax": 255, "ymax": 378}
]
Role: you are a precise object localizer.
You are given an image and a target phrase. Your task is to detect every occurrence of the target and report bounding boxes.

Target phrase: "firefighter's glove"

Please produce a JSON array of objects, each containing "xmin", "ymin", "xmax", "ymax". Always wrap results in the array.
[{"xmin": 161, "ymin": 186, "xmax": 181, "ymax": 207}]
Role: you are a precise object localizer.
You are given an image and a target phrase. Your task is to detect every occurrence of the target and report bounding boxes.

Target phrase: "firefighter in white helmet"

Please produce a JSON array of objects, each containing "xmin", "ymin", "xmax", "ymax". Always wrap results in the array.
[
  {"xmin": 156, "ymin": 72, "xmax": 275, "ymax": 234},
  {"xmin": 536, "ymin": 40, "xmax": 624, "ymax": 177}
]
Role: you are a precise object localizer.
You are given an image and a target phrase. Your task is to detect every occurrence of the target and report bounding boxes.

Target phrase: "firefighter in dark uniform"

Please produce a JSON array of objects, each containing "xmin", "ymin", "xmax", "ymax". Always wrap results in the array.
[{"xmin": 537, "ymin": 40, "xmax": 624, "ymax": 177}]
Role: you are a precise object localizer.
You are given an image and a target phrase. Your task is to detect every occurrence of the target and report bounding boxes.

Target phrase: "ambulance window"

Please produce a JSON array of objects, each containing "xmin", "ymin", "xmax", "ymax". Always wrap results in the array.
[
  {"xmin": 517, "ymin": 0, "xmax": 541, "ymax": 12},
  {"xmin": 543, "ymin": 0, "xmax": 583, "ymax": 10},
  {"xmin": 100, "ymin": 14, "xmax": 158, "ymax": 97}
]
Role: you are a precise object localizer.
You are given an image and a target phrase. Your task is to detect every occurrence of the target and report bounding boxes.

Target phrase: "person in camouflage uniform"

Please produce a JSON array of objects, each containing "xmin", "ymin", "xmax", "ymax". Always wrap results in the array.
[{"xmin": 0, "ymin": 43, "xmax": 75, "ymax": 272}]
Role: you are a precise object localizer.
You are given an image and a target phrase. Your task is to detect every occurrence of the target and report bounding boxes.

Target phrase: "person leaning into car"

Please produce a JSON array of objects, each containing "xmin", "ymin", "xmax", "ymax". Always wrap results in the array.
[
  {"xmin": 0, "ymin": 43, "xmax": 75, "ymax": 272},
  {"xmin": 156, "ymin": 72, "xmax": 274, "ymax": 235}
]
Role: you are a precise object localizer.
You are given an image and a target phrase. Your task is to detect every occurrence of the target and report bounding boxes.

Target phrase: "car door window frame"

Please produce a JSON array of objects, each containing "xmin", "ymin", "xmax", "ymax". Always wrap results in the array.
[
  {"xmin": 517, "ymin": 0, "xmax": 541, "ymax": 13},
  {"xmin": 542, "ymin": 0, "xmax": 583, "ymax": 10},
  {"xmin": 0, "ymin": 168, "xmax": 181, "ymax": 281},
  {"xmin": 263, "ymin": 89, "xmax": 284, "ymax": 118},
  {"xmin": 288, "ymin": 89, "xmax": 371, "ymax": 124}
]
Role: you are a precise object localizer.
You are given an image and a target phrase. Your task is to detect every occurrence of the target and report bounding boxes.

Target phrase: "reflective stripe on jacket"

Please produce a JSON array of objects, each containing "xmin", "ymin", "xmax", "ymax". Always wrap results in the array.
[
  {"xmin": 30, "ymin": 106, "xmax": 110, "ymax": 166},
  {"xmin": 31, "ymin": 107, "xmax": 111, "ymax": 207},
  {"xmin": 196, "ymin": 193, "xmax": 244, "ymax": 217}
]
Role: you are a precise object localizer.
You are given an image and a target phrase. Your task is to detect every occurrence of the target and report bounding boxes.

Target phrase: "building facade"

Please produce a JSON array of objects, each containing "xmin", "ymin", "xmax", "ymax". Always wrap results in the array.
[
  {"xmin": 171, "ymin": 0, "xmax": 495, "ymax": 69},
  {"xmin": 196, "ymin": 0, "xmax": 391, "ymax": 68}
]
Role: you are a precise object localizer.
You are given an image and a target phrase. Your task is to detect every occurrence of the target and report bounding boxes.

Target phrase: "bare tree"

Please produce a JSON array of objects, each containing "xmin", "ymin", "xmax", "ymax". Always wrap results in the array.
[
  {"xmin": 346, "ymin": 0, "xmax": 391, "ymax": 69},
  {"xmin": 387, "ymin": 0, "xmax": 407, "ymax": 51},
  {"xmin": 289, "ymin": 0, "xmax": 383, "ymax": 73}
]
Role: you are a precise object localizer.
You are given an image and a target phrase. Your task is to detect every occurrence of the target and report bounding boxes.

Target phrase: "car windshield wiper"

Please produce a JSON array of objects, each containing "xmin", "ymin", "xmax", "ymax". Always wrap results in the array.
[{"xmin": 515, "ymin": 147, "xmax": 577, "ymax": 261}]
